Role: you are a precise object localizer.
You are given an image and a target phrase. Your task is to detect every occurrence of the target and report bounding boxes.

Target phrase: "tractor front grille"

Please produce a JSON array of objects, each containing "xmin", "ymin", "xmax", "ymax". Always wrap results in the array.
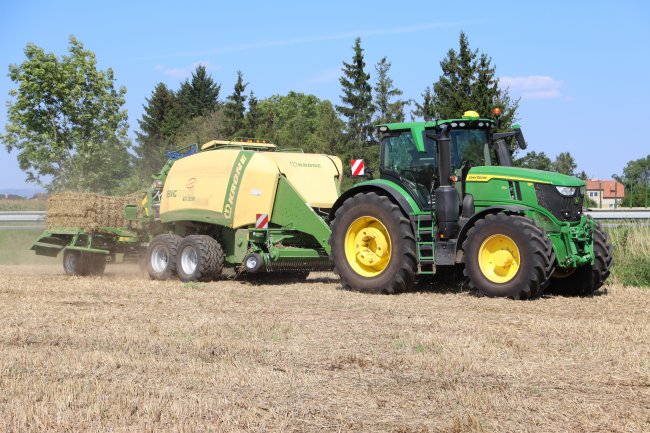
[{"xmin": 534, "ymin": 184, "xmax": 584, "ymax": 222}]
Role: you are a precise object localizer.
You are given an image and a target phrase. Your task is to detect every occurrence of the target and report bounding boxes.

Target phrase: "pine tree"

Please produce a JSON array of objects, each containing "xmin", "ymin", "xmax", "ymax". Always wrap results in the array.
[
  {"xmin": 373, "ymin": 57, "xmax": 407, "ymax": 124},
  {"xmin": 246, "ymin": 91, "xmax": 261, "ymax": 138},
  {"xmin": 336, "ymin": 37, "xmax": 374, "ymax": 158},
  {"xmin": 223, "ymin": 70, "xmax": 248, "ymax": 138},
  {"xmin": 134, "ymin": 83, "xmax": 181, "ymax": 179},
  {"xmin": 177, "ymin": 65, "xmax": 220, "ymax": 119},
  {"xmin": 425, "ymin": 32, "xmax": 518, "ymax": 127},
  {"xmin": 413, "ymin": 87, "xmax": 435, "ymax": 121}
]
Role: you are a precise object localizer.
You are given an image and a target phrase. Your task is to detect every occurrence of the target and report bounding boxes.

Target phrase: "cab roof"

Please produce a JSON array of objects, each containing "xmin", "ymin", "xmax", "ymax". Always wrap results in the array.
[{"xmin": 379, "ymin": 117, "xmax": 495, "ymax": 152}]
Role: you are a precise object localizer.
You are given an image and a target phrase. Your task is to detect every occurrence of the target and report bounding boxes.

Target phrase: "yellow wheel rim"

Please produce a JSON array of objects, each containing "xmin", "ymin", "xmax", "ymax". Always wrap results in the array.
[
  {"xmin": 344, "ymin": 216, "xmax": 392, "ymax": 277},
  {"xmin": 478, "ymin": 234, "xmax": 521, "ymax": 283}
]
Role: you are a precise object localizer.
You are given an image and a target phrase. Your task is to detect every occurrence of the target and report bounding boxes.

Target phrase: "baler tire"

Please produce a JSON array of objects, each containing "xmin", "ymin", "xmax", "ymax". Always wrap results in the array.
[
  {"xmin": 176, "ymin": 235, "xmax": 224, "ymax": 282},
  {"xmin": 147, "ymin": 234, "xmax": 182, "ymax": 280},
  {"xmin": 329, "ymin": 192, "xmax": 416, "ymax": 294},
  {"xmin": 550, "ymin": 221, "xmax": 613, "ymax": 296},
  {"xmin": 63, "ymin": 250, "xmax": 87, "ymax": 276},
  {"xmin": 462, "ymin": 213, "xmax": 554, "ymax": 300}
]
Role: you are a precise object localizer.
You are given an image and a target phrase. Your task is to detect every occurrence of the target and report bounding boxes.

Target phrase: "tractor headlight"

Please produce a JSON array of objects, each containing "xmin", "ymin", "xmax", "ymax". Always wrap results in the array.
[{"xmin": 555, "ymin": 186, "xmax": 577, "ymax": 196}]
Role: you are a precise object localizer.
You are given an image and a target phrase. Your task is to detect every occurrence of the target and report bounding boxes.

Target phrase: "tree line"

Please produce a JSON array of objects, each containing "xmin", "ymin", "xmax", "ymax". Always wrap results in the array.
[{"xmin": 3, "ymin": 33, "xmax": 648, "ymax": 206}]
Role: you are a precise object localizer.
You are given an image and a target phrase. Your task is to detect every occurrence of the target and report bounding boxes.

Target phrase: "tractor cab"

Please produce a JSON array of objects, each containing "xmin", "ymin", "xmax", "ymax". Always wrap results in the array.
[{"xmin": 378, "ymin": 110, "xmax": 520, "ymax": 211}]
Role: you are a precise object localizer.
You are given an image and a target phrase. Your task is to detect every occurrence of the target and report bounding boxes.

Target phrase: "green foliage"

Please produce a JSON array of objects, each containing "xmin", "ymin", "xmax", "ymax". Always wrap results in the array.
[
  {"xmin": 177, "ymin": 65, "xmax": 221, "ymax": 118},
  {"xmin": 0, "ymin": 229, "xmax": 52, "ymax": 265},
  {"xmin": 618, "ymin": 155, "xmax": 650, "ymax": 207},
  {"xmin": 424, "ymin": 32, "xmax": 519, "ymax": 129},
  {"xmin": 552, "ymin": 152, "xmax": 577, "ymax": 176},
  {"xmin": 609, "ymin": 225, "xmax": 650, "ymax": 287},
  {"xmin": 373, "ymin": 57, "xmax": 407, "ymax": 124},
  {"xmin": 514, "ymin": 151, "xmax": 553, "ymax": 171},
  {"xmin": 0, "ymin": 199, "xmax": 47, "ymax": 211},
  {"xmin": 1, "ymin": 36, "xmax": 131, "ymax": 193},
  {"xmin": 223, "ymin": 70, "xmax": 248, "ymax": 138},
  {"xmin": 135, "ymin": 82, "xmax": 182, "ymax": 180},
  {"xmin": 413, "ymin": 87, "xmax": 435, "ymax": 121},
  {"xmin": 246, "ymin": 91, "xmax": 261, "ymax": 136},
  {"xmin": 254, "ymin": 92, "xmax": 344, "ymax": 155},
  {"xmin": 174, "ymin": 110, "xmax": 226, "ymax": 149},
  {"xmin": 336, "ymin": 37, "xmax": 375, "ymax": 162}
]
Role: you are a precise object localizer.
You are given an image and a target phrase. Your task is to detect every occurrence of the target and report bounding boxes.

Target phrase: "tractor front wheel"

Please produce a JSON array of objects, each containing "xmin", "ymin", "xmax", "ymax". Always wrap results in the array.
[
  {"xmin": 462, "ymin": 213, "xmax": 555, "ymax": 299},
  {"xmin": 329, "ymin": 192, "xmax": 417, "ymax": 294}
]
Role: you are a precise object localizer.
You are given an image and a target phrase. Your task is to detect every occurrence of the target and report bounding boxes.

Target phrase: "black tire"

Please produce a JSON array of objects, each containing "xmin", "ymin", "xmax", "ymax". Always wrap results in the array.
[
  {"xmin": 329, "ymin": 192, "xmax": 417, "ymax": 294},
  {"xmin": 550, "ymin": 221, "xmax": 613, "ymax": 296},
  {"xmin": 85, "ymin": 254, "xmax": 107, "ymax": 276},
  {"xmin": 63, "ymin": 250, "xmax": 86, "ymax": 276},
  {"xmin": 462, "ymin": 213, "xmax": 555, "ymax": 299},
  {"xmin": 176, "ymin": 235, "xmax": 224, "ymax": 282},
  {"xmin": 146, "ymin": 234, "xmax": 181, "ymax": 280}
]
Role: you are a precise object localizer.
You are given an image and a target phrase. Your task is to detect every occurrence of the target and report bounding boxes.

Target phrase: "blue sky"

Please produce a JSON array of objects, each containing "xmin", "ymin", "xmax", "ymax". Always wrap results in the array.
[{"xmin": 1, "ymin": 0, "xmax": 649, "ymax": 191}]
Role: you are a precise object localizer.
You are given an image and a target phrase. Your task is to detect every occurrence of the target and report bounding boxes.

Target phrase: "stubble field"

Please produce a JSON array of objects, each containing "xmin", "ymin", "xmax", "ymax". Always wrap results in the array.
[{"xmin": 0, "ymin": 264, "xmax": 648, "ymax": 432}]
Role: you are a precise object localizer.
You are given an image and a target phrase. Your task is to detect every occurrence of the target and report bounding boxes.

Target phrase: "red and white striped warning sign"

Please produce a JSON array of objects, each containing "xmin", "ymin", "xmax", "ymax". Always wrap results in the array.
[
  {"xmin": 351, "ymin": 159, "xmax": 365, "ymax": 176},
  {"xmin": 255, "ymin": 213, "xmax": 269, "ymax": 229}
]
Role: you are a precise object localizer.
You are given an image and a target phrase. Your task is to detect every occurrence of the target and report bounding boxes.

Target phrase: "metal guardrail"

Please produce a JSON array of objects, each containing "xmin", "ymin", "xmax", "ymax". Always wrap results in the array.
[
  {"xmin": 0, "ymin": 209, "xmax": 648, "ymax": 228},
  {"xmin": 0, "ymin": 211, "xmax": 46, "ymax": 222},
  {"xmin": 0, "ymin": 211, "xmax": 46, "ymax": 230},
  {"xmin": 584, "ymin": 209, "xmax": 650, "ymax": 220}
]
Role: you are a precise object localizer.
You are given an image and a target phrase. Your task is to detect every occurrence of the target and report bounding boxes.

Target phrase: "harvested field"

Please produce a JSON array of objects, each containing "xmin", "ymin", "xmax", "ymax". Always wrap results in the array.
[
  {"xmin": 45, "ymin": 192, "xmax": 142, "ymax": 231},
  {"xmin": 0, "ymin": 265, "xmax": 648, "ymax": 433}
]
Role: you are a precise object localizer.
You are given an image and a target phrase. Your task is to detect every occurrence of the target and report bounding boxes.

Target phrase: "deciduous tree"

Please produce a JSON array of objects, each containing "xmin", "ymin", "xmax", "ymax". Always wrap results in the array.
[
  {"xmin": 1, "ymin": 36, "xmax": 131, "ymax": 193},
  {"xmin": 552, "ymin": 152, "xmax": 577, "ymax": 176},
  {"xmin": 514, "ymin": 151, "xmax": 553, "ymax": 171}
]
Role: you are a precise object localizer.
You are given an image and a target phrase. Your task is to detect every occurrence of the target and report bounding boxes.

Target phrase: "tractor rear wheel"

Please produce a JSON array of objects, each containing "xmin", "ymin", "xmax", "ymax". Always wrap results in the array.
[
  {"xmin": 329, "ymin": 192, "xmax": 417, "ymax": 294},
  {"xmin": 462, "ymin": 213, "xmax": 555, "ymax": 299},
  {"xmin": 176, "ymin": 235, "xmax": 224, "ymax": 282},
  {"xmin": 147, "ymin": 234, "xmax": 181, "ymax": 280},
  {"xmin": 550, "ymin": 221, "xmax": 613, "ymax": 295}
]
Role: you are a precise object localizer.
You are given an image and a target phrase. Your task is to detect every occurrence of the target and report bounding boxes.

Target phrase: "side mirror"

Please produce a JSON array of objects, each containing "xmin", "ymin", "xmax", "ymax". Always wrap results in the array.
[{"xmin": 515, "ymin": 128, "xmax": 527, "ymax": 150}]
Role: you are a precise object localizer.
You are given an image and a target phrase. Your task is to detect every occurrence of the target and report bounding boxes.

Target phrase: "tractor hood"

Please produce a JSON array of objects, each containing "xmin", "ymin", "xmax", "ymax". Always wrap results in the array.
[{"xmin": 466, "ymin": 166, "xmax": 584, "ymax": 187}]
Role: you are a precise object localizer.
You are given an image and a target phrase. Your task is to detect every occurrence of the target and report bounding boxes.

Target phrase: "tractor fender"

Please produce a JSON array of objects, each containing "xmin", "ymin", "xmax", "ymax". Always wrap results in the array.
[
  {"xmin": 455, "ymin": 205, "xmax": 527, "ymax": 259},
  {"xmin": 329, "ymin": 183, "xmax": 414, "ymax": 221}
]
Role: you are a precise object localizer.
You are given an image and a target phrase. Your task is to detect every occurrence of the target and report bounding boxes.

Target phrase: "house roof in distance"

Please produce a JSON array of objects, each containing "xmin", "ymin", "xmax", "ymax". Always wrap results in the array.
[{"xmin": 586, "ymin": 179, "xmax": 625, "ymax": 199}]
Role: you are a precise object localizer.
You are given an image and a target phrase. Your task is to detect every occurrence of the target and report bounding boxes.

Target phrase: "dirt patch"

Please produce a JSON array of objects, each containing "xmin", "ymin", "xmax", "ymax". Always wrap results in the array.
[
  {"xmin": 45, "ymin": 192, "xmax": 142, "ymax": 231},
  {"xmin": 0, "ymin": 266, "xmax": 648, "ymax": 432}
]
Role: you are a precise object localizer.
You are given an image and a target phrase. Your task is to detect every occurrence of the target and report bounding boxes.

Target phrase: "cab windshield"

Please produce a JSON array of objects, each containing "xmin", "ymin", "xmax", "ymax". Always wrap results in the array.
[{"xmin": 449, "ymin": 128, "xmax": 492, "ymax": 170}]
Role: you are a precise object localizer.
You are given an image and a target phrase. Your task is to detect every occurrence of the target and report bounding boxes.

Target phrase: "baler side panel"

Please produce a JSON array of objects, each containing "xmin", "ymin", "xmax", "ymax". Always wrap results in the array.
[{"xmin": 270, "ymin": 176, "xmax": 332, "ymax": 254}]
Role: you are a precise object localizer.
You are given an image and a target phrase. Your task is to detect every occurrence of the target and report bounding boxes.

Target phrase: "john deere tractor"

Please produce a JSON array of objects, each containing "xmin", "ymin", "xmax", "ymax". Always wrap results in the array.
[{"xmin": 329, "ymin": 111, "xmax": 612, "ymax": 299}]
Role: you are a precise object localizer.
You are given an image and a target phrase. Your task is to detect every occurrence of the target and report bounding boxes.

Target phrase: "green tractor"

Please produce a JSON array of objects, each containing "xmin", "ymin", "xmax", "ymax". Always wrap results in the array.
[{"xmin": 329, "ymin": 111, "xmax": 613, "ymax": 299}]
